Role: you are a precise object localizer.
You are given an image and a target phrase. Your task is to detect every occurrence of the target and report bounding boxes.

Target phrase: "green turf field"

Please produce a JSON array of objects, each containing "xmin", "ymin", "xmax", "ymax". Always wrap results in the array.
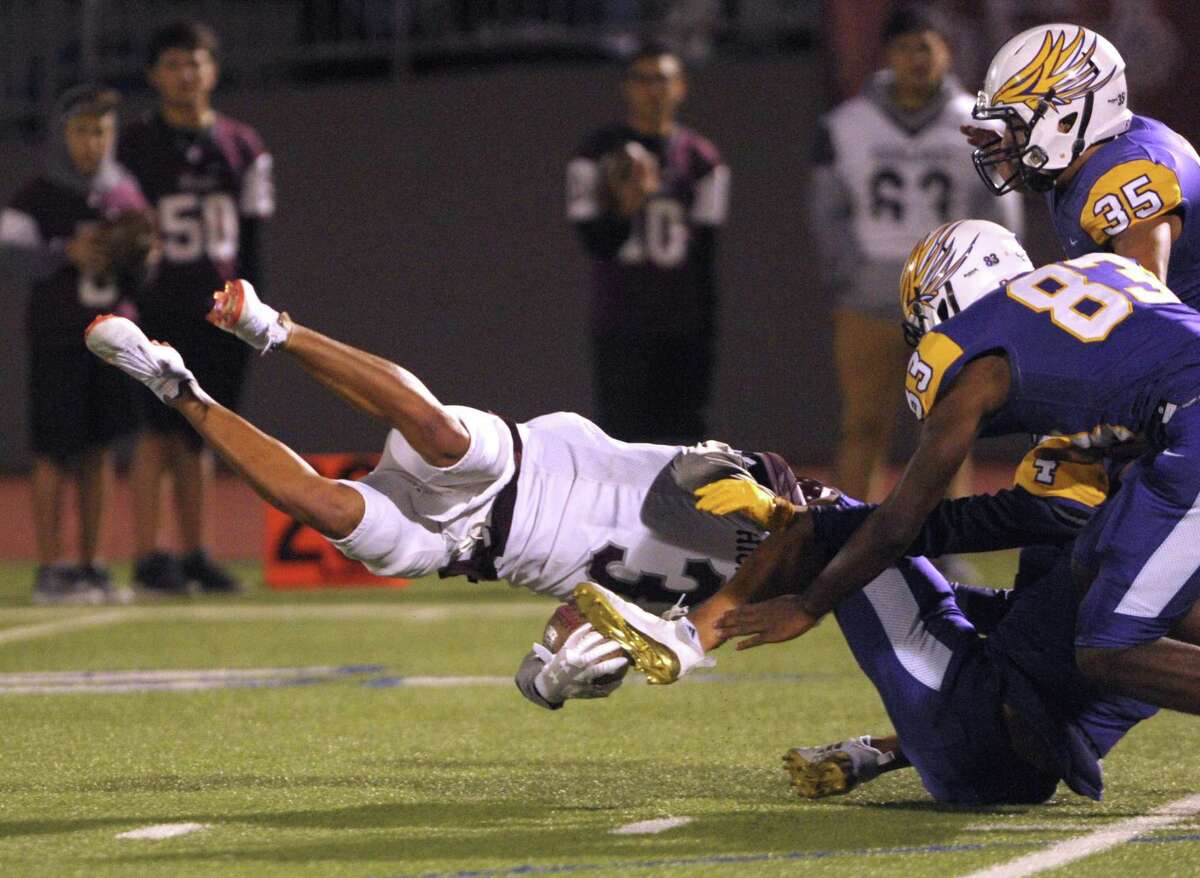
[{"xmin": 1, "ymin": 558, "xmax": 1198, "ymax": 877}]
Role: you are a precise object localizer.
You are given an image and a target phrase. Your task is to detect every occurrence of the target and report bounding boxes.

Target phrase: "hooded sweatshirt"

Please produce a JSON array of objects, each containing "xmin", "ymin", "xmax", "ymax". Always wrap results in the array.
[{"xmin": 0, "ymin": 85, "xmax": 148, "ymax": 346}]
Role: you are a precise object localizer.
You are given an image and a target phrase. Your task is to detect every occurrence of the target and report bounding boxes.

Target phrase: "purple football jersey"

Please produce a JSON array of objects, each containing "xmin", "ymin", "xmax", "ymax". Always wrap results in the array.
[
  {"xmin": 568, "ymin": 124, "xmax": 729, "ymax": 334},
  {"xmin": 905, "ymin": 252, "xmax": 1200, "ymax": 443},
  {"xmin": 8, "ymin": 173, "xmax": 147, "ymax": 346},
  {"xmin": 1048, "ymin": 115, "xmax": 1200, "ymax": 310},
  {"xmin": 119, "ymin": 112, "xmax": 273, "ymax": 319}
]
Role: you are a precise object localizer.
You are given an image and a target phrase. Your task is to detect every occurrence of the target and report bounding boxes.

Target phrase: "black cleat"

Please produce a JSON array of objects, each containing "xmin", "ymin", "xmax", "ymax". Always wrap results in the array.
[
  {"xmin": 134, "ymin": 551, "xmax": 191, "ymax": 597},
  {"xmin": 181, "ymin": 550, "xmax": 243, "ymax": 594}
]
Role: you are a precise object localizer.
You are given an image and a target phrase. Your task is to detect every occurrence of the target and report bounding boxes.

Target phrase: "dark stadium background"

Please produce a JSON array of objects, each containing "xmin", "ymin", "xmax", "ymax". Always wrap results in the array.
[{"xmin": 1, "ymin": 1, "xmax": 1197, "ymax": 523}]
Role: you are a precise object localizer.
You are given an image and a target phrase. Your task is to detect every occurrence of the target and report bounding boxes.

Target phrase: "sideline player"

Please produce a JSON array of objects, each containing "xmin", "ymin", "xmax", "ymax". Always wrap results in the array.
[
  {"xmin": 118, "ymin": 21, "xmax": 275, "ymax": 594},
  {"xmin": 0, "ymin": 85, "xmax": 151, "ymax": 604},
  {"xmin": 567, "ymin": 44, "xmax": 729, "ymax": 444},
  {"xmin": 84, "ymin": 279, "xmax": 806, "ymax": 682},
  {"xmin": 667, "ymin": 219, "xmax": 1200, "ymax": 717},
  {"xmin": 572, "ymin": 438, "xmax": 1157, "ymax": 803},
  {"xmin": 814, "ymin": 4, "xmax": 1021, "ymax": 501},
  {"xmin": 966, "ymin": 24, "xmax": 1200, "ymax": 302}
]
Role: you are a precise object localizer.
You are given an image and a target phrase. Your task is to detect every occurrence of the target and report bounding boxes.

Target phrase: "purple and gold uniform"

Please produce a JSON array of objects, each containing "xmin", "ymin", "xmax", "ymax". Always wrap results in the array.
[
  {"xmin": 810, "ymin": 441, "xmax": 1155, "ymax": 803},
  {"xmin": 1049, "ymin": 115, "xmax": 1200, "ymax": 309},
  {"xmin": 118, "ymin": 112, "xmax": 273, "ymax": 439},
  {"xmin": 905, "ymin": 250, "xmax": 1200, "ymax": 650}
]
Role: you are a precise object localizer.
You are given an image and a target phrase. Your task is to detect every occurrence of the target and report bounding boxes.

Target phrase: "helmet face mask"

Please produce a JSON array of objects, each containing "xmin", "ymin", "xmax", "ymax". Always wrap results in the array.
[
  {"xmin": 971, "ymin": 98, "xmax": 1059, "ymax": 194},
  {"xmin": 972, "ymin": 25, "xmax": 1130, "ymax": 196}
]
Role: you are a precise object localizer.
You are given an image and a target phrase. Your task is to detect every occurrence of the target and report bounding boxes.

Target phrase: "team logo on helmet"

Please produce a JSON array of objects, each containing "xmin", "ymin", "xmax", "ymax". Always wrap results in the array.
[
  {"xmin": 992, "ymin": 28, "xmax": 1116, "ymax": 112},
  {"xmin": 900, "ymin": 221, "xmax": 976, "ymax": 319}
]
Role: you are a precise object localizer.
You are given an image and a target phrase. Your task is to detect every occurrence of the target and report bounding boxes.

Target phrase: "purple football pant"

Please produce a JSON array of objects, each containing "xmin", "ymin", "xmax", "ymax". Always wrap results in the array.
[
  {"xmin": 1075, "ymin": 404, "xmax": 1200, "ymax": 649},
  {"xmin": 833, "ymin": 558, "xmax": 1053, "ymax": 804}
]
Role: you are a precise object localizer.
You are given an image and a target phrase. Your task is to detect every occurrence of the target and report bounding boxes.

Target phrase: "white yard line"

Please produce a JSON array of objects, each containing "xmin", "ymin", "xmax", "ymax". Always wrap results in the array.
[
  {"xmin": 966, "ymin": 822, "xmax": 1200, "ymax": 833},
  {"xmin": 0, "ymin": 609, "xmax": 135, "ymax": 645},
  {"xmin": 0, "ymin": 601, "xmax": 549, "ymax": 648},
  {"xmin": 116, "ymin": 822, "xmax": 209, "ymax": 840},
  {"xmin": 146, "ymin": 602, "xmax": 550, "ymax": 622},
  {"xmin": 961, "ymin": 793, "xmax": 1200, "ymax": 878},
  {"xmin": 612, "ymin": 817, "xmax": 694, "ymax": 835}
]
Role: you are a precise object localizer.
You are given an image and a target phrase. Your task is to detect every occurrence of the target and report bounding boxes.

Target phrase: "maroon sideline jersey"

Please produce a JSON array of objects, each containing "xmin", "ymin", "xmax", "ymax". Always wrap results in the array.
[
  {"xmin": 567, "ymin": 124, "xmax": 729, "ymax": 334},
  {"xmin": 4, "ymin": 173, "xmax": 147, "ymax": 346},
  {"xmin": 118, "ymin": 112, "xmax": 273, "ymax": 319}
]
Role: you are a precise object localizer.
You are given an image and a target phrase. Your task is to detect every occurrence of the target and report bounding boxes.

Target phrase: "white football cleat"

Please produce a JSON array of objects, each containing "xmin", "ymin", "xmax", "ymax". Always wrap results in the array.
[
  {"xmin": 571, "ymin": 582, "xmax": 713, "ymax": 685},
  {"xmin": 85, "ymin": 315, "xmax": 213, "ymax": 404},
  {"xmin": 207, "ymin": 278, "xmax": 290, "ymax": 352}
]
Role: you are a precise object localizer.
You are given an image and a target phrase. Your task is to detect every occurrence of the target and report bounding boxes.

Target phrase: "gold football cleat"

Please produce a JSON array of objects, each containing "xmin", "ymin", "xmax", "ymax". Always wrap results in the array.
[
  {"xmin": 783, "ymin": 748, "xmax": 857, "ymax": 798},
  {"xmin": 572, "ymin": 582, "xmax": 682, "ymax": 685}
]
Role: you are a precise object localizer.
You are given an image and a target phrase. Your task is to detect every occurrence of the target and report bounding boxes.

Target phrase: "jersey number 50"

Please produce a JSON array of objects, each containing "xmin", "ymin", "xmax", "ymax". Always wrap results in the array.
[{"xmin": 159, "ymin": 192, "xmax": 239, "ymax": 264}]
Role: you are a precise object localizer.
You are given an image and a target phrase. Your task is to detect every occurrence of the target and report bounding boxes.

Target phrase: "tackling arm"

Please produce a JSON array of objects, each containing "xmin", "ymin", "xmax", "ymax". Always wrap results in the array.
[
  {"xmin": 716, "ymin": 356, "xmax": 1010, "ymax": 648},
  {"xmin": 798, "ymin": 355, "xmax": 1009, "ymax": 618}
]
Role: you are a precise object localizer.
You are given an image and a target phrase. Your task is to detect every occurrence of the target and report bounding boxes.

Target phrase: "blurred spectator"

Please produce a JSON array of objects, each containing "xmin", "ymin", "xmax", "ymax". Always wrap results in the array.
[
  {"xmin": 567, "ymin": 44, "xmax": 729, "ymax": 444},
  {"xmin": 0, "ymin": 85, "xmax": 151, "ymax": 604},
  {"xmin": 813, "ymin": 5, "xmax": 1022, "ymax": 501},
  {"xmin": 119, "ymin": 21, "xmax": 275, "ymax": 595},
  {"xmin": 933, "ymin": 0, "xmax": 1182, "ymax": 99}
]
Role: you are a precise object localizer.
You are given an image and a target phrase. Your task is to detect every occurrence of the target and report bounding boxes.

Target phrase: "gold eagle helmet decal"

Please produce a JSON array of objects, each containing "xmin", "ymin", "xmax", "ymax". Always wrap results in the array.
[
  {"xmin": 899, "ymin": 221, "xmax": 976, "ymax": 320},
  {"xmin": 992, "ymin": 27, "xmax": 1116, "ymax": 112}
]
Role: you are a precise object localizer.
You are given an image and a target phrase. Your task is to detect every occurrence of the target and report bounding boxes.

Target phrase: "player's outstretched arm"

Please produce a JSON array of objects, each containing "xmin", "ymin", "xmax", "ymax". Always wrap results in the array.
[
  {"xmin": 686, "ymin": 512, "xmax": 824, "ymax": 651},
  {"xmin": 719, "ymin": 355, "xmax": 1011, "ymax": 649}
]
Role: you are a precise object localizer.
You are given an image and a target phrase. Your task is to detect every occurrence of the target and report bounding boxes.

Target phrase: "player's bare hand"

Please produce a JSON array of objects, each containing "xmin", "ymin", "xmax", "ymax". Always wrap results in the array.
[
  {"xmin": 66, "ymin": 226, "xmax": 111, "ymax": 275},
  {"xmin": 715, "ymin": 594, "xmax": 821, "ymax": 650},
  {"xmin": 960, "ymin": 124, "xmax": 1001, "ymax": 149}
]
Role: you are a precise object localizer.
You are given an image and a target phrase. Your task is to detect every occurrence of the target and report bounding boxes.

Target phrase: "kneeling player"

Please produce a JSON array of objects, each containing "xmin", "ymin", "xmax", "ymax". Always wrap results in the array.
[{"xmin": 85, "ymin": 280, "xmax": 809, "ymax": 702}]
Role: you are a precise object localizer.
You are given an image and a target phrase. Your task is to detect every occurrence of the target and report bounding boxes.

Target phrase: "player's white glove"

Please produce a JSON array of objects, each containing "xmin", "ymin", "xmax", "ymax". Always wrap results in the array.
[{"xmin": 531, "ymin": 623, "xmax": 628, "ymax": 705}]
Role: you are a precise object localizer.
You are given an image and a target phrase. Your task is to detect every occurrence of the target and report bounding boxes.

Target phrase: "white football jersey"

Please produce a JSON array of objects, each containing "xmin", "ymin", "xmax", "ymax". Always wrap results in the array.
[
  {"xmin": 330, "ymin": 407, "xmax": 763, "ymax": 604},
  {"xmin": 501, "ymin": 412, "xmax": 759, "ymax": 600},
  {"xmin": 824, "ymin": 85, "xmax": 1008, "ymax": 261}
]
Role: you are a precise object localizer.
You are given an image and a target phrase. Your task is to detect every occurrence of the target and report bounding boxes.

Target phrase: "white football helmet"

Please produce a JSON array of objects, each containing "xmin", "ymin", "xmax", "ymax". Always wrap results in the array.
[
  {"xmin": 900, "ymin": 220, "xmax": 1033, "ymax": 345},
  {"xmin": 972, "ymin": 25, "xmax": 1131, "ymax": 194}
]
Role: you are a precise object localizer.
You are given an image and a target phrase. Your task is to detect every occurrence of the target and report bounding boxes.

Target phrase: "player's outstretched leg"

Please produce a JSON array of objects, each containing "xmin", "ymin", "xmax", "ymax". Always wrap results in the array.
[
  {"xmin": 208, "ymin": 279, "xmax": 468, "ymax": 469},
  {"xmin": 86, "ymin": 315, "xmax": 364, "ymax": 540}
]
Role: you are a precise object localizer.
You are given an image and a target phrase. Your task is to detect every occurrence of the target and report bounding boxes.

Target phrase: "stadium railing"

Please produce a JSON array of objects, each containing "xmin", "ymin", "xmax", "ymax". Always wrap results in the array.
[{"xmin": 0, "ymin": 0, "xmax": 820, "ymax": 133}]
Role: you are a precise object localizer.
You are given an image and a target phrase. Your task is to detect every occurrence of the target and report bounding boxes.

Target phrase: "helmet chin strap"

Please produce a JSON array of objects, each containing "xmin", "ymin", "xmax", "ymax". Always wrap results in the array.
[
  {"xmin": 1029, "ymin": 87, "xmax": 1055, "ymax": 131},
  {"xmin": 1070, "ymin": 91, "xmax": 1095, "ymax": 163}
]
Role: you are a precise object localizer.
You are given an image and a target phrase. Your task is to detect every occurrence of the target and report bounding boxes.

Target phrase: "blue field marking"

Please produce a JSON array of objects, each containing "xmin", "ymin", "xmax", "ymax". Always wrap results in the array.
[
  {"xmin": 385, "ymin": 833, "xmax": 1200, "ymax": 878},
  {"xmin": 0, "ymin": 664, "xmax": 386, "ymax": 695}
]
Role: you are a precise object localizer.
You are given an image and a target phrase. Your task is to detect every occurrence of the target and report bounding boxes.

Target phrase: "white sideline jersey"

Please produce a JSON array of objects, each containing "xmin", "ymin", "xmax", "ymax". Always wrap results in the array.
[
  {"xmin": 824, "ymin": 88, "xmax": 994, "ymax": 262},
  {"xmin": 331, "ymin": 407, "xmax": 763, "ymax": 602}
]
